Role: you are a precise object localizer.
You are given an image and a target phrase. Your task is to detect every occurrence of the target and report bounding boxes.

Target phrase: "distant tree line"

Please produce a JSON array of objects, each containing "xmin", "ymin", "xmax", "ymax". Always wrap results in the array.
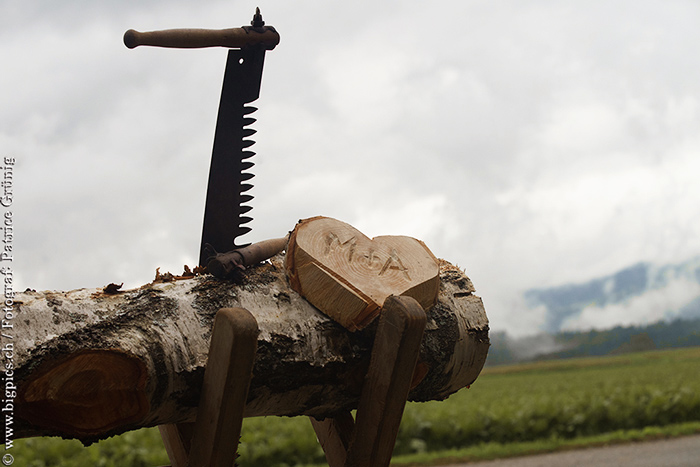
[{"xmin": 486, "ymin": 317, "xmax": 700, "ymax": 365}]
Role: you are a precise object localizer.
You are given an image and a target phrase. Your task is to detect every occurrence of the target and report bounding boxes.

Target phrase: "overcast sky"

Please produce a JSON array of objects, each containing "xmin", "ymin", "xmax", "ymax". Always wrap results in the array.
[{"xmin": 2, "ymin": 1, "xmax": 700, "ymax": 336}]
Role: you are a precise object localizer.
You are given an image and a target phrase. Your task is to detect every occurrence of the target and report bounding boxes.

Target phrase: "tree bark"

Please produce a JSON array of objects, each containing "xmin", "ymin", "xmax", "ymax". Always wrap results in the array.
[{"xmin": 11, "ymin": 254, "xmax": 489, "ymax": 444}]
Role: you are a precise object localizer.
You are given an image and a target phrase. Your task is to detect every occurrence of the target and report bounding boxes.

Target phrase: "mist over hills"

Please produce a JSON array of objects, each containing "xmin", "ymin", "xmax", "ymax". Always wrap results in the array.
[
  {"xmin": 524, "ymin": 256, "xmax": 700, "ymax": 333},
  {"xmin": 487, "ymin": 256, "xmax": 700, "ymax": 365}
]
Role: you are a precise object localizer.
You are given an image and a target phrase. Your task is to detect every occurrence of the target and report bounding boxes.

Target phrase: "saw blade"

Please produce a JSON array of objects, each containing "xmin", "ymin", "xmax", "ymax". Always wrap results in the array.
[{"xmin": 199, "ymin": 46, "xmax": 265, "ymax": 266}]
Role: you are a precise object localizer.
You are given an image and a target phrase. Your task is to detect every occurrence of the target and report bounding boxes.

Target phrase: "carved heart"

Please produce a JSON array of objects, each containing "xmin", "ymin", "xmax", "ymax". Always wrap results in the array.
[{"xmin": 285, "ymin": 216, "xmax": 439, "ymax": 331}]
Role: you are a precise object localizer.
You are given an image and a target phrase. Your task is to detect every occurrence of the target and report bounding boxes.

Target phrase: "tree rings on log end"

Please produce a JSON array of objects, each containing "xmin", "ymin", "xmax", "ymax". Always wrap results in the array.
[{"xmin": 17, "ymin": 349, "xmax": 149, "ymax": 437}]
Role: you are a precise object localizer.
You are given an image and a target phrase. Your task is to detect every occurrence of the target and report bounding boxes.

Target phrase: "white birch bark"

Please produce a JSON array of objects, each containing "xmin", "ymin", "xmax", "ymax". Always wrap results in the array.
[{"xmin": 12, "ymin": 255, "xmax": 488, "ymax": 443}]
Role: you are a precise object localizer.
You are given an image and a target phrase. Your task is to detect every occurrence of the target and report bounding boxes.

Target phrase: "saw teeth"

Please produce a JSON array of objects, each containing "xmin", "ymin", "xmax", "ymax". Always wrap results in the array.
[
  {"xmin": 235, "ymin": 107, "xmax": 257, "ymax": 246},
  {"xmin": 239, "ymin": 106, "xmax": 256, "ymax": 243}
]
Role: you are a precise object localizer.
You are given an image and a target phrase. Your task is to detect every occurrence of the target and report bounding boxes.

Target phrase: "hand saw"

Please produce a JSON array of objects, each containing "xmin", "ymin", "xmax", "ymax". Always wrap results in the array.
[{"xmin": 124, "ymin": 8, "xmax": 279, "ymax": 267}]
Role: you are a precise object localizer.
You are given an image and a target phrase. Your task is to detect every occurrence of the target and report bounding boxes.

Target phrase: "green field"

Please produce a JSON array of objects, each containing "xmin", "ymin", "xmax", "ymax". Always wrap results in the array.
[{"xmin": 6, "ymin": 347, "xmax": 700, "ymax": 466}]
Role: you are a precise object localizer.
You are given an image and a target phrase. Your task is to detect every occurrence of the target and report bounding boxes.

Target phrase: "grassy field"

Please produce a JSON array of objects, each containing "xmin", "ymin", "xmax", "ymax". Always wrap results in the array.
[{"xmin": 6, "ymin": 347, "xmax": 700, "ymax": 466}]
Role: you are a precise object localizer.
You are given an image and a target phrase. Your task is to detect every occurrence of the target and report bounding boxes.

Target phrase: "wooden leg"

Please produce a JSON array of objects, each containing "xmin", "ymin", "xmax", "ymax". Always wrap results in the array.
[
  {"xmin": 309, "ymin": 411, "xmax": 355, "ymax": 467},
  {"xmin": 159, "ymin": 422, "xmax": 195, "ymax": 467},
  {"xmin": 159, "ymin": 307, "xmax": 258, "ymax": 467},
  {"xmin": 310, "ymin": 295, "xmax": 426, "ymax": 467},
  {"xmin": 187, "ymin": 307, "xmax": 259, "ymax": 467}
]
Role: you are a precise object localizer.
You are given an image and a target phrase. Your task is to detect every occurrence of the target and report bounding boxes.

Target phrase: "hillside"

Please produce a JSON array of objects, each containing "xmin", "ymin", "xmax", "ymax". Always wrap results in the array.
[
  {"xmin": 524, "ymin": 256, "xmax": 700, "ymax": 333},
  {"xmin": 487, "ymin": 256, "xmax": 700, "ymax": 365}
]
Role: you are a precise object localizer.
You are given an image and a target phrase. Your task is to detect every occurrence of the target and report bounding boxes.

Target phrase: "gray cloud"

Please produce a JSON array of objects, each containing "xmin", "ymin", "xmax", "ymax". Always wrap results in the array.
[{"xmin": 3, "ymin": 1, "xmax": 700, "ymax": 336}]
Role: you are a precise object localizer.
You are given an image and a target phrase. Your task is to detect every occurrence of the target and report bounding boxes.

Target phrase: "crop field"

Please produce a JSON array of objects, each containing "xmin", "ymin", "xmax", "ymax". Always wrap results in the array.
[{"xmin": 6, "ymin": 347, "xmax": 700, "ymax": 466}]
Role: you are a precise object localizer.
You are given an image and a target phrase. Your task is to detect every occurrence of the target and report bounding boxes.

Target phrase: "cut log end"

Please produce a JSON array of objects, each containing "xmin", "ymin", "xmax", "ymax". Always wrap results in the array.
[{"xmin": 18, "ymin": 349, "xmax": 149, "ymax": 437}]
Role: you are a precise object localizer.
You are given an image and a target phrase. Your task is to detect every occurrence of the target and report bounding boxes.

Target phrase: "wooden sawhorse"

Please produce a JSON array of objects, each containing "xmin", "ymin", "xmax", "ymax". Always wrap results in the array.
[{"xmin": 158, "ymin": 295, "xmax": 426, "ymax": 467}]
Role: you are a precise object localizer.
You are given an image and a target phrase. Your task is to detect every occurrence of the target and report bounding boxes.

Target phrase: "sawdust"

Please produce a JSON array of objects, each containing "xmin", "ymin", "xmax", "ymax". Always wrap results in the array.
[{"xmin": 153, "ymin": 265, "xmax": 207, "ymax": 283}]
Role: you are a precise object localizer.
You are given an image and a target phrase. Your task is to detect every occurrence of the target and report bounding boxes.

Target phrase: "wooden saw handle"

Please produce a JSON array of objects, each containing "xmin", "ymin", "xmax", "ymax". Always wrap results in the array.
[{"xmin": 123, "ymin": 26, "xmax": 280, "ymax": 50}]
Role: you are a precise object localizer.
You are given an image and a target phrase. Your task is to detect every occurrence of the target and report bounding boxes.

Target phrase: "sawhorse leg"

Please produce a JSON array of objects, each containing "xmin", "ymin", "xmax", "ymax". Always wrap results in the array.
[
  {"xmin": 311, "ymin": 295, "xmax": 427, "ymax": 467},
  {"xmin": 159, "ymin": 307, "xmax": 259, "ymax": 467}
]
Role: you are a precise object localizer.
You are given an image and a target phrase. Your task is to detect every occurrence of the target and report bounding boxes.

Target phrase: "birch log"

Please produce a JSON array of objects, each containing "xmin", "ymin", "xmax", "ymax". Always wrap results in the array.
[{"xmin": 11, "ymin": 254, "xmax": 489, "ymax": 444}]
